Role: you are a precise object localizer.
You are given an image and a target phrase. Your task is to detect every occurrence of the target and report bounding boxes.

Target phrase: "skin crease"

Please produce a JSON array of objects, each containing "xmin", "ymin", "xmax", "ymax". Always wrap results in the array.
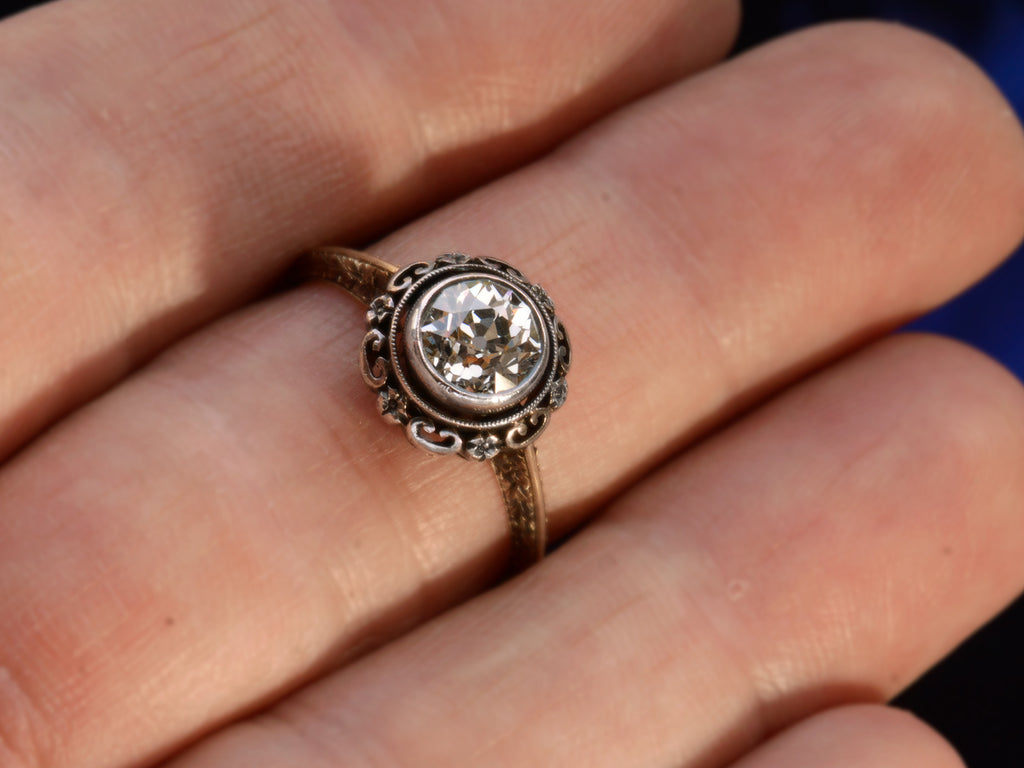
[{"xmin": 0, "ymin": 3, "xmax": 1022, "ymax": 768}]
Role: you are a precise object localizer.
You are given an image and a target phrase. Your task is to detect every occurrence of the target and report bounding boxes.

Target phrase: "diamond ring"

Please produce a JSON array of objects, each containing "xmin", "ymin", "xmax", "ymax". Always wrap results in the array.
[{"xmin": 294, "ymin": 247, "xmax": 571, "ymax": 572}]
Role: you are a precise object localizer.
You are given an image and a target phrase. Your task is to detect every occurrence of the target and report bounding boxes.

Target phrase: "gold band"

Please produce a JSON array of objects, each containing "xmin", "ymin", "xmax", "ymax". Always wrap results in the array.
[
  {"xmin": 491, "ymin": 445, "xmax": 546, "ymax": 572},
  {"xmin": 295, "ymin": 246, "xmax": 548, "ymax": 572},
  {"xmin": 293, "ymin": 246, "xmax": 397, "ymax": 303}
]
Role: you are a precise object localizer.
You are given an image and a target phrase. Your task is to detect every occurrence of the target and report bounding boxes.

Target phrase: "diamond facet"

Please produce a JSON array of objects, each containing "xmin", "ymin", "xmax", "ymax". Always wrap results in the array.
[{"xmin": 416, "ymin": 277, "xmax": 544, "ymax": 397}]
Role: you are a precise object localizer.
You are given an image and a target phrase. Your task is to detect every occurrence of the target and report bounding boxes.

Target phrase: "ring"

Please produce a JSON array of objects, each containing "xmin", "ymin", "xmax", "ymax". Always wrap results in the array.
[{"xmin": 293, "ymin": 247, "xmax": 571, "ymax": 573}]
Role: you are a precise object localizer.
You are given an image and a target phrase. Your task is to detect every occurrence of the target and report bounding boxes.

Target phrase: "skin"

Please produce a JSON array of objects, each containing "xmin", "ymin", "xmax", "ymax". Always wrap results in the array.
[{"xmin": 0, "ymin": 1, "xmax": 1023, "ymax": 767}]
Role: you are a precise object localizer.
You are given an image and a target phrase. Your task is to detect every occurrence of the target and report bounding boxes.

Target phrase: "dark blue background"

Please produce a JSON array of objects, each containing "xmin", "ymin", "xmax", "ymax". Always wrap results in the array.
[
  {"xmin": 739, "ymin": 3, "xmax": 1024, "ymax": 766},
  {"xmin": 1, "ymin": 0, "xmax": 1021, "ymax": 764}
]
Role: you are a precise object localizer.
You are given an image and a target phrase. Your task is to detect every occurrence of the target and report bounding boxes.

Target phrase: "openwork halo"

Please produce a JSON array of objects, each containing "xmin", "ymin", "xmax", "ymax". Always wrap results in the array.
[
  {"xmin": 360, "ymin": 253, "xmax": 571, "ymax": 461},
  {"xmin": 294, "ymin": 245, "xmax": 563, "ymax": 570}
]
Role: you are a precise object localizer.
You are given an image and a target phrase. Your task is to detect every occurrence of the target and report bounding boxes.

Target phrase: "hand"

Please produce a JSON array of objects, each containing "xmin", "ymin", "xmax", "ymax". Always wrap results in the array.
[{"xmin": 1, "ymin": 1, "xmax": 1023, "ymax": 767}]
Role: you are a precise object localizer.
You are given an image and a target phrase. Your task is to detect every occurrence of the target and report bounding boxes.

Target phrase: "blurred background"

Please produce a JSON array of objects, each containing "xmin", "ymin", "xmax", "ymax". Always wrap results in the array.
[{"xmin": 1, "ymin": 0, "xmax": 1021, "ymax": 764}]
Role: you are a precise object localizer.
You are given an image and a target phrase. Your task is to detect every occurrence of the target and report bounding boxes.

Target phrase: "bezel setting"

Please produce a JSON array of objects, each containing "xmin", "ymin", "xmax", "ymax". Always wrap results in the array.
[{"xmin": 360, "ymin": 253, "xmax": 570, "ymax": 460}]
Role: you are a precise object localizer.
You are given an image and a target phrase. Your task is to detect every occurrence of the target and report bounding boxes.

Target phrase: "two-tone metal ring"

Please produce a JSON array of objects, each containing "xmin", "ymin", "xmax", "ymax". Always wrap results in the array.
[{"xmin": 294, "ymin": 247, "xmax": 570, "ymax": 573}]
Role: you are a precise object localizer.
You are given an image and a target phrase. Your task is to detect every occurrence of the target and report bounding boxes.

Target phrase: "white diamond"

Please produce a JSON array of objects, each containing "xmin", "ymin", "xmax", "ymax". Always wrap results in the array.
[{"xmin": 418, "ymin": 278, "xmax": 543, "ymax": 395}]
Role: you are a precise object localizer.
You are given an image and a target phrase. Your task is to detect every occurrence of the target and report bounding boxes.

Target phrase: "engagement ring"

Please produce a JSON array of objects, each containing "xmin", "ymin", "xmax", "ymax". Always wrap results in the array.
[{"xmin": 294, "ymin": 247, "xmax": 571, "ymax": 572}]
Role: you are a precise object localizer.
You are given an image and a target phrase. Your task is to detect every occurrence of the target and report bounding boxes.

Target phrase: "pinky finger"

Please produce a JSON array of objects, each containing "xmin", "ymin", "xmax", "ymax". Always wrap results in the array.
[{"xmin": 726, "ymin": 705, "xmax": 963, "ymax": 768}]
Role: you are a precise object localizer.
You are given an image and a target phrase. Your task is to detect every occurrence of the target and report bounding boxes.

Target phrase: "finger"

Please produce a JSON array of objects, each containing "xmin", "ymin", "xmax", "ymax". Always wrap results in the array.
[
  {"xmin": 162, "ymin": 335, "xmax": 1024, "ymax": 768},
  {"xmin": 2, "ymin": 20, "xmax": 1024, "ymax": 768},
  {"xmin": 378, "ymin": 23, "xmax": 1024, "ymax": 523},
  {"xmin": 0, "ymin": 0, "xmax": 739, "ymax": 457},
  {"xmin": 727, "ymin": 705, "xmax": 964, "ymax": 768}
]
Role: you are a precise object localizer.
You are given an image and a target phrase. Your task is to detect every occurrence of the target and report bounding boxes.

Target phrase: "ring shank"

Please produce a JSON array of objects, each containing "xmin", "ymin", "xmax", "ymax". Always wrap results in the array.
[
  {"xmin": 491, "ymin": 446, "xmax": 546, "ymax": 571},
  {"xmin": 296, "ymin": 246, "xmax": 548, "ymax": 572},
  {"xmin": 293, "ymin": 247, "xmax": 398, "ymax": 304}
]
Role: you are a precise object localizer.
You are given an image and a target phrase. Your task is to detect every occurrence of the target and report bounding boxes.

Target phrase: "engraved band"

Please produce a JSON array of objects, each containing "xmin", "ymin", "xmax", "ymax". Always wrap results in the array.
[
  {"xmin": 295, "ymin": 246, "xmax": 397, "ymax": 304},
  {"xmin": 293, "ymin": 246, "xmax": 549, "ymax": 571}
]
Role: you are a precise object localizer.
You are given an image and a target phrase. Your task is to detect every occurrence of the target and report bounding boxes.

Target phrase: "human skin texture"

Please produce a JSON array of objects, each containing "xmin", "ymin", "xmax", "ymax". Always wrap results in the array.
[{"xmin": 0, "ymin": 1, "xmax": 1023, "ymax": 767}]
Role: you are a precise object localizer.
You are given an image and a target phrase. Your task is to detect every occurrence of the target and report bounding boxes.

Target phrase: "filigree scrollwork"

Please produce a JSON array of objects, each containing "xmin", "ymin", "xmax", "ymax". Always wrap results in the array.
[
  {"xmin": 360, "ymin": 328, "xmax": 389, "ymax": 388},
  {"xmin": 389, "ymin": 262, "xmax": 432, "ymax": 292},
  {"xmin": 407, "ymin": 419, "xmax": 462, "ymax": 455},
  {"xmin": 555, "ymin": 321, "xmax": 571, "ymax": 376},
  {"xmin": 506, "ymin": 409, "xmax": 551, "ymax": 450}
]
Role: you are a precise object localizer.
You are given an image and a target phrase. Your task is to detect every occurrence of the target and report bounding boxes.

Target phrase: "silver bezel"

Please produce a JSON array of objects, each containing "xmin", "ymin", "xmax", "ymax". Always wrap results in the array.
[{"xmin": 402, "ymin": 273, "xmax": 551, "ymax": 416}]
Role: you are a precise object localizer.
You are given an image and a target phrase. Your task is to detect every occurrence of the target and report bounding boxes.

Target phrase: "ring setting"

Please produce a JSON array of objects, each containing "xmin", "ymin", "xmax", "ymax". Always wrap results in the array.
[
  {"xmin": 294, "ymin": 247, "xmax": 569, "ymax": 571},
  {"xmin": 363, "ymin": 253, "xmax": 570, "ymax": 461}
]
